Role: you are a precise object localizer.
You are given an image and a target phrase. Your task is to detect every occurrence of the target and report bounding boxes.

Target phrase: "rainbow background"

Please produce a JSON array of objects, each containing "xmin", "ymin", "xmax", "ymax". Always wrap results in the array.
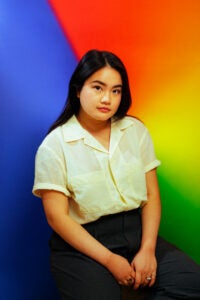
[{"xmin": 1, "ymin": 0, "xmax": 199, "ymax": 299}]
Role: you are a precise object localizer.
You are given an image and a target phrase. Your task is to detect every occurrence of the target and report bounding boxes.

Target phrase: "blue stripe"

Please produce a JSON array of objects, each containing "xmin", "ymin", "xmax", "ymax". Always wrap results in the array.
[{"xmin": 0, "ymin": 1, "xmax": 77, "ymax": 299}]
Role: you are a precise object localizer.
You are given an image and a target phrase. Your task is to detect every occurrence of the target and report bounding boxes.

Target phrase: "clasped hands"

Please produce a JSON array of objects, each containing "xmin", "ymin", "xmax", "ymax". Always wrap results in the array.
[{"xmin": 105, "ymin": 250, "xmax": 157, "ymax": 289}]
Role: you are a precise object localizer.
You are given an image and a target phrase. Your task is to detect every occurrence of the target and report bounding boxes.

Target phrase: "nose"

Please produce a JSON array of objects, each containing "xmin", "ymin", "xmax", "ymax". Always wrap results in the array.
[{"xmin": 100, "ymin": 91, "xmax": 110, "ymax": 103}]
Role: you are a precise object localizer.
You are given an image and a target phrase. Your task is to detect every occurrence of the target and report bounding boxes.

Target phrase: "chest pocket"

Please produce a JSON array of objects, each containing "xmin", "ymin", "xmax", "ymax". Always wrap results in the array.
[
  {"xmin": 110, "ymin": 155, "xmax": 147, "ymax": 200},
  {"xmin": 64, "ymin": 140, "xmax": 115, "ymax": 212}
]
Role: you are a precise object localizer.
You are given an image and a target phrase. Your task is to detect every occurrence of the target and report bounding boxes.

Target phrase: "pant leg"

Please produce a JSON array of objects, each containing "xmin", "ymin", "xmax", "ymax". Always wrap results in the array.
[
  {"xmin": 149, "ymin": 237, "xmax": 200, "ymax": 299},
  {"xmin": 50, "ymin": 249, "xmax": 120, "ymax": 300},
  {"xmin": 48, "ymin": 209, "xmax": 142, "ymax": 300}
]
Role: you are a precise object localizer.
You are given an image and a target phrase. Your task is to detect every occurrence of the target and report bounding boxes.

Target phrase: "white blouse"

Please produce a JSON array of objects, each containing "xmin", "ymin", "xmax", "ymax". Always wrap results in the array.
[{"xmin": 33, "ymin": 115, "xmax": 160, "ymax": 224}]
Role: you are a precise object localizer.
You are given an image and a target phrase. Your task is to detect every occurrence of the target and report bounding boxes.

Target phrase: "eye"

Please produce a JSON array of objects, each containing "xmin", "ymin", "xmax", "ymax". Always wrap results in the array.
[
  {"xmin": 113, "ymin": 88, "xmax": 122, "ymax": 95},
  {"xmin": 93, "ymin": 85, "xmax": 102, "ymax": 92}
]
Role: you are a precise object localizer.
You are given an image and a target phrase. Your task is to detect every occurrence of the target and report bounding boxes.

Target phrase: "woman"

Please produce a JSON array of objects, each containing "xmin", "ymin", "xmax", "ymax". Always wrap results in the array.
[{"xmin": 33, "ymin": 50, "xmax": 200, "ymax": 299}]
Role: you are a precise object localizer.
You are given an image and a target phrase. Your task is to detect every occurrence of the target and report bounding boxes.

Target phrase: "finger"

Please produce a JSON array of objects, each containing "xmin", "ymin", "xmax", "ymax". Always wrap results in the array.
[
  {"xmin": 149, "ymin": 273, "xmax": 156, "ymax": 287},
  {"xmin": 118, "ymin": 276, "xmax": 133, "ymax": 286},
  {"xmin": 144, "ymin": 273, "xmax": 156, "ymax": 287},
  {"xmin": 133, "ymin": 272, "xmax": 142, "ymax": 290},
  {"xmin": 141, "ymin": 274, "xmax": 149, "ymax": 287},
  {"xmin": 130, "ymin": 270, "xmax": 136, "ymax": 283}
]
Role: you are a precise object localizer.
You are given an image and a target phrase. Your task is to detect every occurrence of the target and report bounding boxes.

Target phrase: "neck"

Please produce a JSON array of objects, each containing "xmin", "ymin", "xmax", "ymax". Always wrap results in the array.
[
  {"xmin": 76, "ymin": 113, "xmax": 111, "ymax": 150},
  {"xmin": 76, "ymin": 114, "xmax": 111, "ymax": 133}
]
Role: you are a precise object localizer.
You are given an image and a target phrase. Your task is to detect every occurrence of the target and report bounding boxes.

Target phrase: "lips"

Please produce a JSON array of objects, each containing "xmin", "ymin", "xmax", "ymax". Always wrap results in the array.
[{"xmin": 97, "ymin": 107, "xmax": 110, "ymax": 113}]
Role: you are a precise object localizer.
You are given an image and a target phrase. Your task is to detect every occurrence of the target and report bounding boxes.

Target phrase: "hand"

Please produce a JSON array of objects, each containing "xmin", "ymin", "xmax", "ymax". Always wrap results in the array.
[
  {"xmin": 131, "ymin": 248, "xmax": 157, "ymax": 289},
  {"xmin": 105, "ymin": 253, "xmax": 135, "ymax": 286}
]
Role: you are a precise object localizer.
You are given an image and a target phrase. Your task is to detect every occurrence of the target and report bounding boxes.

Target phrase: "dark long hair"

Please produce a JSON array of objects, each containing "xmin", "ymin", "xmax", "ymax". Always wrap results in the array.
[{"xmin": 48, "ymin": 49, "xmax": 132, "ymax": 133}]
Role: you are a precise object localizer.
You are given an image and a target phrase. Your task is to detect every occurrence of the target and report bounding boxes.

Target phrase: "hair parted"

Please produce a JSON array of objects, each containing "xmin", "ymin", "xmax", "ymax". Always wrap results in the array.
[{"xmin": 48, "ymin": 49, "xmax": 132, "ymax": 133}]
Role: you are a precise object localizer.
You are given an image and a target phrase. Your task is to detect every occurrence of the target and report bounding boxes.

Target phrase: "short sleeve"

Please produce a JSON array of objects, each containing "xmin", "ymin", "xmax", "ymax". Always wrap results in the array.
[
  {"xmin": 32, "ymin": 144, "xmax": 71, "ymax": 198},
  {"xmin": 139, "ymin": 128, "xmax": 161, "ymax": 172}
]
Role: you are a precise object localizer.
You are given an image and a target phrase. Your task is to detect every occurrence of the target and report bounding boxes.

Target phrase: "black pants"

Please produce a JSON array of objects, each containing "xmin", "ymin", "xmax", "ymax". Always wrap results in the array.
[{"xmin": 49, "ymin": 209, "xmax": 200, "ymax": 299}]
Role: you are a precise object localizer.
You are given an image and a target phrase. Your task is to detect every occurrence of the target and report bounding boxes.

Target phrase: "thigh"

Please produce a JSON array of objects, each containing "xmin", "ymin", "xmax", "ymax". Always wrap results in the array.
[
  {"xmin": 151, "ymin": 237, "xmax": 200, "ymax": 299},
  {"xmin": 50, "ymin": 250, "xmax": 121, "ymax": 300}
]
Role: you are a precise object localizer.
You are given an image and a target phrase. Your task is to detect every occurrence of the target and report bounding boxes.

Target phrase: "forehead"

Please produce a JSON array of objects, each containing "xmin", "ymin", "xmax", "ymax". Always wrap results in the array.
[{"xmin": 85, "ymin": 66, "xmax": 122, "ymax": 85}]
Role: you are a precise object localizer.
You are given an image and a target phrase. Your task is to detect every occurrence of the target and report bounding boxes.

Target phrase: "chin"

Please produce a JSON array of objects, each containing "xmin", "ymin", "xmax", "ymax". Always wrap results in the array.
[{"xmin": 96, "ymin": 115, "xmax": 112, "ymax": 121}]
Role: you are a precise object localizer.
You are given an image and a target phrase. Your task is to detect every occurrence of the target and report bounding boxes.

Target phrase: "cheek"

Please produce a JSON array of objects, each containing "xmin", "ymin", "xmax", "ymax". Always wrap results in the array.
[
  {"xmin": 79, "ymin": 90, "xmax": 88, "ymax": 103},
  {"xmin": 112, "ymin": 98, "xmax": 122, "ymax": 114},
  {"xmin": 114, "ymin": 96, "xmax": 122, "ymax": 108},
  {"xmin": 80, "ymin": 88, "xmax": 93, "ymax": 100},
  {"xmin": 79, "ymin": 90, "xmax": 94, "ymax": 108}
]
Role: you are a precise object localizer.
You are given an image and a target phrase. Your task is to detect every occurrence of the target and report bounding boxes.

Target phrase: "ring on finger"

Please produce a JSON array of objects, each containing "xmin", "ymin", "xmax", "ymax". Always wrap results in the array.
[
  {"xmin": 127, "ymin": 277, "xmax": 133, "ymax": 284},
  {"xmin": 146, "ymin": 276, "xmax": 152, "ymax": 281}
]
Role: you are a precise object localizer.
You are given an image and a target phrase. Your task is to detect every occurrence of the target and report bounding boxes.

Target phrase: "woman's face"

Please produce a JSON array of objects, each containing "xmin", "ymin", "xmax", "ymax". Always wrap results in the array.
[{"xmin": 77, "ymin": 66, "xmax": 122, "ymax": 123}]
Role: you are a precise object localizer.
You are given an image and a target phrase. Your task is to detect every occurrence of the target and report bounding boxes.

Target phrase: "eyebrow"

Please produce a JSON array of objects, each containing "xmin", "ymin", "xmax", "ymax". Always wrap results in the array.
[{"xmin": 91, "ymin": 80, "xmax": 122, "ymax": 88}]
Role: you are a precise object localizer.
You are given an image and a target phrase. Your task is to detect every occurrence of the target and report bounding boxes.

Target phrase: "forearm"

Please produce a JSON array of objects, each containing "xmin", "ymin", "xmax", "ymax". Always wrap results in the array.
[
  {"xmin": 140, "ymin": 198, "xmax": 161, "ymax": 252},
  {"xmin": 131, "ymin": 169, "xmax": 161, "ymax": 289},
  {"xmin": 41, "ymin": 190, "xmax": 112, "ymax": 266},
  {"xmin": 140, "ymin": 169, "xmax": 161, "ymax": 252},
  {"xmin": 47, "ymin": 211, "xmax": 135, "ymax": 285},
  {"xmin": 47, "ymin": 212, "xmax": 112, "ymax": 266}
]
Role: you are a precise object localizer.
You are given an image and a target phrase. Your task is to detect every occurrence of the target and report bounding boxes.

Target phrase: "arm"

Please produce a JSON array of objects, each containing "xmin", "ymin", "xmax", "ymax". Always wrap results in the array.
[
  {"xmin": 131, "ymin": 168, "xmax": 161, "ymax": 289},
  {"xmin": 41, "ymin": 190, "xmax": 134, "ymax": 285}
]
